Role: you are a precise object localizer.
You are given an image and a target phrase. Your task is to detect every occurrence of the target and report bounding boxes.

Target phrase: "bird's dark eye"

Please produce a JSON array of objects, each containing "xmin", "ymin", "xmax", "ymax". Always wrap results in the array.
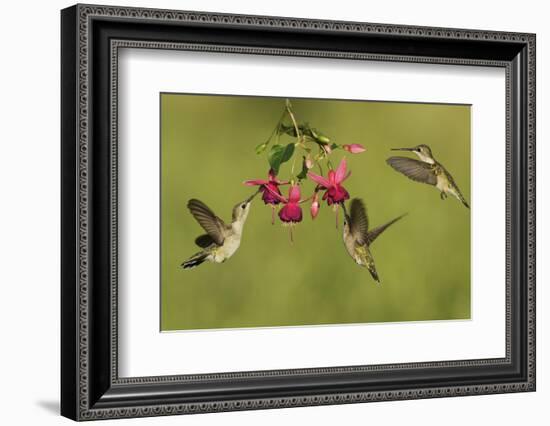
[{"xmin": 241, "ymin": 204, "xmax": 246, "ymax": 209}]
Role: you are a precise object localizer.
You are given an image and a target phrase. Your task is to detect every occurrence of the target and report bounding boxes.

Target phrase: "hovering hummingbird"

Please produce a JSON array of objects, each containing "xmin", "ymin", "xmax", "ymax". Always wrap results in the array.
[
  {"xmin": 342, "ymin": 198, "xmax": 406, "ymax": 283},
  {"xmin": 181, "ymin": 192, "xmax": 258, "ymax": 269},
  {"xmin": 386, "ymin": 144, "xmax": 470, "ymax": 209}
]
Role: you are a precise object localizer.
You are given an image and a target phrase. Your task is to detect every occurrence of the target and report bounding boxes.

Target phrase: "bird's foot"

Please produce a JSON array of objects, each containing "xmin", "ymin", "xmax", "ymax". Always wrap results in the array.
[{"xmin": 440, "ymin": 192, "xmax": 447, "ymax": 200}]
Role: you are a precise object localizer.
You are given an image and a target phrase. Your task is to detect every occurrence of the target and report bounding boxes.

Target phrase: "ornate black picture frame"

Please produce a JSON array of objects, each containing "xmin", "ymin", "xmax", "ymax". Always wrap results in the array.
[{"xmin": 61, "ymin": 4, "xmax": 536, "ymax": 421}]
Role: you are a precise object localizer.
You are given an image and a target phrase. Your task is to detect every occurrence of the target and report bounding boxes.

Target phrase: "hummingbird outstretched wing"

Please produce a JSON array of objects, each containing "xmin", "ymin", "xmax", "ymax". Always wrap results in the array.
[
  {"xmin": 366, "ymin": 213, "xmax": 407, "ymax": 246},
  {"xmin": 187, "ymin": 199, "xmax": 227, "ymax": 246},
  {"xmin": 386, "ymin": 157, "xmax": 437, "ymax": 186},
  {"xmin": 349, "ymin": 198, "xmax": 369, "ymax": 245}
]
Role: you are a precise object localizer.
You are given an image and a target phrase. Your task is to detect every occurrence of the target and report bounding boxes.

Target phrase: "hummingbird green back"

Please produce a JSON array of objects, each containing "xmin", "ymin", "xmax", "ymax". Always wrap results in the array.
[{"xmin": 342, "ymin": 198, "xmax": 405, "ymax": 283}]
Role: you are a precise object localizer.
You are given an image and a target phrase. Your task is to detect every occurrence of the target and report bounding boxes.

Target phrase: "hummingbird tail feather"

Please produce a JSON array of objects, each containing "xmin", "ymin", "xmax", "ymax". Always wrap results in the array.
[
  {"xmin": 448, "ymin": 184, "xmax": 470, "ymax": 208},
  {"xmin": 450, "ymin": 187, "xmax": 470, "ymax": 209},
  {"xmin": 366, "ymin": 213, "xmax": 407, "ymax": 246},
  {"xmin": 368, "ymin": 266, "xmax": 380, "ymax": 284},
  {"xmin": 181, "ymin": 252, "xmax": 209, "ymax": 269}
]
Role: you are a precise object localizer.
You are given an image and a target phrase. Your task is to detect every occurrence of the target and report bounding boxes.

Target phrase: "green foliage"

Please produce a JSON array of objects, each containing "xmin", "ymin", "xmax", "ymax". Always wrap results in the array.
[
  {"xmin": 268, "ymin": 143, "xmax": 295, "ymax": 174},
  {"xmin": 279, "ymin": 124, "xmax": 298, "ymax": 138},
  {"xmin": 256, "ymin": 101, "xmax": 344, "ymax": 188},
  {"xmin": 296, "ymin": 157, "xmax": 309, "ymax": 181}
]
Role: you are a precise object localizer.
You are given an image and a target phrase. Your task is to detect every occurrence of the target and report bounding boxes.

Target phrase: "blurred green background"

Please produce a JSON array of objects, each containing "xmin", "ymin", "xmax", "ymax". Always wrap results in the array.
[{"xmin": 160, "ymin": 94, "xmax": 471, "ymax": 331}]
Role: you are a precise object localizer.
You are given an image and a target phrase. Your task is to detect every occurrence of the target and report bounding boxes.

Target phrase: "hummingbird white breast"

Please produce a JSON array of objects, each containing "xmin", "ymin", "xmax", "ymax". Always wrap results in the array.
[
  {"xmin": 211, "ymin": 234, "xmax": 242, "ymax": 263},
  {"xmin": 436, "ymin": 174, "xmax": 449, "ymax": 193}
]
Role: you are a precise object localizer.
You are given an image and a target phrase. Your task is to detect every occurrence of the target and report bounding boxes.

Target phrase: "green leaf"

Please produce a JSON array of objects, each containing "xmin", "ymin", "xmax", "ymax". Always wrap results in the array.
[
  {"xmin": 281, "ymin": 143, "xmax": 295, "ymax": 162},
  {"xmin": 330, "ymin": 143, "xmax": 339, "ymax": 150},
  {"xmin": 268, "ymin": 143, "xmax": 295, "ymax": 174},
  {"xmin": 268, "ymin": 145, "xmax": 284, "ymax": 173},
  {"xmin": 296, "ymin": 158, "xmax": 309, "ymax": 180},
  {"xmin": 255, "ymin": 142, "xmax": 268, "ymax": 154}
]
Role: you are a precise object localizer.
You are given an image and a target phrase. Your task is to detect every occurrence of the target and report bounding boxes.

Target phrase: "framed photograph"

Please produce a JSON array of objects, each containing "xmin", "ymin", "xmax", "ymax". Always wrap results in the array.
[{"xmin": 61, "ymin": 4, "xmax": 536, "ymax": 421}]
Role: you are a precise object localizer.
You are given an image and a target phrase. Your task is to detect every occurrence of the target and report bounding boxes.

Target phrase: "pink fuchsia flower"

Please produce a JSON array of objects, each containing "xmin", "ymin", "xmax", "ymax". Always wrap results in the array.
[
  {"xmin": 307, "ymin": 158, "xmax": 351, "ymax": 206},
  {"xmin": 343, "ymin": 143, "xmax": 366, "ymax": 154},
  {"xmin": 245, "ymin": 169, "xmax": 289, "ymax": 224},
  {"xmin": 264, "ymin": 184, "xmax": 304, "ymax": 242},
  {"xmin": 274, "ymin": 185, "xmax": 303, "ymax": 224},
  {"xmin": 244, "ymin": 169, "xmax": 288, "ymax": 205},
  {"xmin": 244, "ymin": 169, "xmax": 288, "ymax": 224}
]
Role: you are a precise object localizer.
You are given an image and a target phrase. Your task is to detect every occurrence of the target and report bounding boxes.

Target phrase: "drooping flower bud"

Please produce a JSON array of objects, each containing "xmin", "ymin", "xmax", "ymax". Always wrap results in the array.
[
  {"xmin": 310, "ymin": 193, "xmax": 320, "ymax": 219},
  {"xmin": 343, "ymin": 143, "xmax": 366, "ymax": 154}
]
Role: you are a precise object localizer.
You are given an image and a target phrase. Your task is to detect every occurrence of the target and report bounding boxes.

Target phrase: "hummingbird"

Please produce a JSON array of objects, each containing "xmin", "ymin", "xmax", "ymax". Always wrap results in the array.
[
  {"xmin": 342, "ymin": 198, "xmax": 406, "ymax": 283},
  {"xmin": 181, "ymin": 191, "xmax": 258, "ymax": 269},
  {"xmin": 386, "ymin": 144, "xmax": 470, "ymax": 209}
]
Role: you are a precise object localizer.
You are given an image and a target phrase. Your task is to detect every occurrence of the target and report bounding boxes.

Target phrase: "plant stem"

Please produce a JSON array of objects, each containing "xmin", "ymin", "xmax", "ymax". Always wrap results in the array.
[
  {"xmin": 266, "ymin": 109, "xmax": 286, "ymax": 148},
  {"xmin": 286, "ymin": 101, "xmax": 301, "ymax": 141},
  {"xmin": 285, "ymin": 100, "xmax": 302, "ymax": 179},
  {"xmin": 300, "ymin": 195, "xmax": 311, "ymax": 204}
]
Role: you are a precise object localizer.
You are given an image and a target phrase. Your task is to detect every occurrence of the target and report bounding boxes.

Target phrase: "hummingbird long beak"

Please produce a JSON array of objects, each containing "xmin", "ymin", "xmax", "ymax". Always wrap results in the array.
[
  {"xmin": 245, "ymin": 189, "xmax": 260, "ymax": 203},
  {"xmin": 341, "ymin": 201, "xmax": 348, "ymax": 216},
  {"xmin": 391, "ymin": 147, "xmax": 415, "ymax": 152}
]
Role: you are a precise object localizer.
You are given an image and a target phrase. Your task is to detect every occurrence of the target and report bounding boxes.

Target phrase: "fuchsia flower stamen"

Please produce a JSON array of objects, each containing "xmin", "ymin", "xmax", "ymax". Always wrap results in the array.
[{"xmin": 307, "ymin": 158, "xmax": 351, "ymax": 206}]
